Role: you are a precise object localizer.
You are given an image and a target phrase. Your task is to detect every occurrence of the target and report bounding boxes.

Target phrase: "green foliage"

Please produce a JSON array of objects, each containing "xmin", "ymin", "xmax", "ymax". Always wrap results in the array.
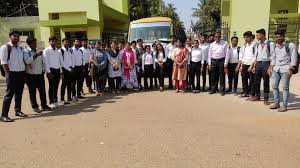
[
  {"xmin": 192, "ymin": 0, "xmax": 221, "ymax": 34},
  {"xmin": 0, "ymin": 0, "xmax": 38, "ymax": 17}
]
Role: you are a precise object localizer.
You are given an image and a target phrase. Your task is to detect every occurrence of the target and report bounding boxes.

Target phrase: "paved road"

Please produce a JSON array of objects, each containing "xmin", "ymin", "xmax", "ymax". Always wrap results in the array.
[{"xmin": 0, "ymin": 75, "xmax": 300, "ymax": 168}]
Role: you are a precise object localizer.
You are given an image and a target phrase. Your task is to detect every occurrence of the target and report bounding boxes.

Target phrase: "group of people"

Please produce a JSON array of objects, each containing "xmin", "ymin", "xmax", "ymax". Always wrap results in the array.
[{"xmin": 0, "ymin": 28, "xmax": 298, "ymax": 122}]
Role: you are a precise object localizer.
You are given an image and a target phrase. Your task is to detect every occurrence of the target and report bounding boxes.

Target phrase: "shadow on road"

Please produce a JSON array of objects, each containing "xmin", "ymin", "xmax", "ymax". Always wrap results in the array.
[{"xmin": 14, "ymin": 92, "xmax": 131, "ymax": 121}]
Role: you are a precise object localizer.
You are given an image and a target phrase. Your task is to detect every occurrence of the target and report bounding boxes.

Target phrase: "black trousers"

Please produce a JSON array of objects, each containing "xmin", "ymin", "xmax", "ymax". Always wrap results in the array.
[
  {"xmin": 190, "ymin": 61, "xmax": 201, "ymax": 91},
  {"xmin": 136, "ymin": 63, "xmax": 142, "ymax": 88},
  {"xmin": 96, "ymin": 71, "xmax": 107, "ymax": 93},
  {"xmin": 211, "ymin": 58, "xmax": 225, "ymax": 93},
  {"xmin": 144, "ymin": 64, "xmax": 154, "ymax": 89},
  {"xmin": 154, "ymin": 64, "xmax": 159, "ymax": 88},
  {"xmin": 61, "ymin": 68, "xmax": 72, "ymax": 101},
  {"xmin": 202, "ymin": 61, "xmax": 207, "ymax": 90},
  {"xmin": 108, "ymin": 76, "xmax": 121, "ymax": 92},
  {"xmin": 72, "ymin": 66, "xmax": 84, "ymax": 97},
  {"xmin": 242, "ymin": 64, "xmax": 255, "ymax": 96},
  {"xmin": 157, "ymin": 63, "xmax": 165, "ymax": 88},
  {"xmin": 255, "ymin": 61, "xmax": 270, "ymax": 99},
  {"xmin": 186, "ymin": 64, "xmax": 191, "ymax": 88},
  {"xmin": 227, "ymin": 63, "xmax": 239, "ymax": 92},
  {"xmin": 26, "ymin": 74, "xmax": 47, "ymax": 109},
  {"xmin": 83, "ymin": 64, "xmax": 92, "ymax": 89},
  {"xmin": 48, "ymin": 68, "xmax": 61, "ymax": 104},
  {"xmin": 165, "ymin": 58, "xmax": 173, "ymax": 88},
  {"xmin": 1, "ymin": 71, "xmax": 25, "ymax": 117}
]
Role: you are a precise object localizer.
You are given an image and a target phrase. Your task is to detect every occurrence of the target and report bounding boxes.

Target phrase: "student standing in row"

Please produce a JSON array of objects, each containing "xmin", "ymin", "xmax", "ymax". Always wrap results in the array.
[
  {"xmin": 227, "ymin": 36, "xmax": 240, "ymax": 95},
  {"xmin": 72, "ymin": 39, "xmax": 85, "ymax": 100},
  {"xmin": 142, "ymin": 45, "xmax": 155, "ymax": 90},
  {"xmin": 165, "ymin": 35, "xmax": 177, "ymax": 89},
  {"xmin": 121, "ymin": 42, "xmax": 138, "ymax": 90},
  {"xmin": 185, "ymin": 38, "xmax": 192, "ymax": 91},
  {"xmin": 107, "ymin": 41, "xmax": 122, "ymax": 94},
  {"xmin": 24, "ymin": 38, "xmax": 51, "ymax": 113},
  {"xmin": 136, "ymin": 39, "xmax": 144, "ymax": 90},
  {"xmin": 81, "ymin": 38, "xmax": 94, "ymax": 93},
  {"xmin": 155, "ymin": 43, "xmax": 167, "ymax": 92},
  {"xmin": 238, "ymin": 31, "xmax": 256, "ymax": 98},
  {"xmin": 152, "ymin": 43, "xmax": 159, "ymax": 89},
  {"xmin": 208, "ymin": 32, "xmax": 229, "ymax": 96},
  {"xmin": 44, "ymin": 36, "xmax": 64, "ymax": 108},
  {"xmin": 172, "ymin": 39, "xmax": 188, "ymax": 93},
  {"xmin": 199, "ymin": 34, "xmax": 209, "ymax": 91},
  {"xmin": 91, "ymin": 41, "xmax": 108, "ymax": 96},
  {"xmin": 59, "ymin": 38, "xmax": 74, "ymax": 105},
  {"xmin": 1, "ymin": 31, "xmax": 27, "ymax": 122},
  {"xmin": 190, "ymin": 40, "xmax": 203, "ymax": 93},
  {"xmin": 250, "ymin": 29, "xmax": 273, "ymax": 105},
  {"xmin": 269, "ymin": 30, "xmax": 298, "ymax": 112},
  {"xmin": 207, "ymin": 33, "xmax": 215, "ymax": 91}
]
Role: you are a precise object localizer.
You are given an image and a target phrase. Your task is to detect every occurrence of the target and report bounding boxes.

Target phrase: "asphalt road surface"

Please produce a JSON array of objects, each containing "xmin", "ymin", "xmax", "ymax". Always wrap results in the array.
[{"xmin": 0, "ymin": 75, "xmax": 300, "ymax": 168}]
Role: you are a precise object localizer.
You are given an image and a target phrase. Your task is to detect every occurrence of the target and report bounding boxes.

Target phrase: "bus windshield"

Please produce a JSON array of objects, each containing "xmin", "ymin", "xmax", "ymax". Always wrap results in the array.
[{"xmin": 129, "ymin": 22, "xmax": 171, "ymax": 42}]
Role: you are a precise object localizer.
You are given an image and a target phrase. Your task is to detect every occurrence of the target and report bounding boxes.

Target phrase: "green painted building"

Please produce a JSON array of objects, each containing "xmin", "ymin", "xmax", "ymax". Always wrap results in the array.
[
  {"xmin": 221, "ymin": 0, "xmax": 300, "ymax": 48},
  {"xmin": 38, "ymin": 0, "xmax": 129, "ymax": 46}
]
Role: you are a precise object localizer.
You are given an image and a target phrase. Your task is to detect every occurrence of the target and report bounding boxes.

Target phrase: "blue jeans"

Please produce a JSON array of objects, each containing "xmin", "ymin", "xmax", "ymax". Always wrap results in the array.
[{"xmin": 272, "ymin": 70, "xmax": 290, "ymax": 107}]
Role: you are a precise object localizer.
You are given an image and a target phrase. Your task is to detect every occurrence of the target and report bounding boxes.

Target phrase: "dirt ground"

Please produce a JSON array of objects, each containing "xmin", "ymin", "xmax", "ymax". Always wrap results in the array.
[{"xmin": 0, "ymin": 75, "xmax": 299, "ymax": 168}]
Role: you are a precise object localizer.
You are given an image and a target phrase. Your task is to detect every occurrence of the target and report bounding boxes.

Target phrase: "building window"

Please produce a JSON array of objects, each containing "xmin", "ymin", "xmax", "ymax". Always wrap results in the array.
[
  {"xmin": 13, "ymin": 31, "xmax": 34, "ymax": 38},
  {"xmin": 50, "ymin": 13, "xmax": 59, "ymax": 20}
]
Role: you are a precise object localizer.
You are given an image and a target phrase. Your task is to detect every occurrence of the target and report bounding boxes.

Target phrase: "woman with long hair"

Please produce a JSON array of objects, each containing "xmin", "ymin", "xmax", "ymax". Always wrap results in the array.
[
  {"xmin": 171, "ymin": 39, "xmax": 189, "ymax": 93},
  {"xmin": 155, "ymin": 43, "xmax": 167, "ymax": 91},
  {"xmin": 120, "ymin": 42, "xmax": 138, "ymax": 90}
]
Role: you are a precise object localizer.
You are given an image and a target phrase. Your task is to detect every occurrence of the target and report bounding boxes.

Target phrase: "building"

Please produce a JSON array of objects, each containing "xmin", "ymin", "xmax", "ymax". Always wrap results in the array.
[
  {"xmin": 38, "ymin": 0, "xmax": 129, "ymax": 46},
  {"xmin": 0, "ymin": 0, "xmax": 129, "ymax": 47},
  {"xmin": 221, "ymin": 0, "xmax": 300, "ymax": 48}
]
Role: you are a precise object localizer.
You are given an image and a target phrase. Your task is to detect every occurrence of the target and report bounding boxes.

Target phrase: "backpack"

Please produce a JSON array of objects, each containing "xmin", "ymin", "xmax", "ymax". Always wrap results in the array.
[
  {"xmin": 0, "ymin": 44, "xmax": 12, "ymax": 77},
  {"xmin": 60, "ymin": 48, "xmax": 73, "ymax": 60},
  {"xmin": 284, "ymin": 41, "xmax": 300, "ymax": 74},
  {"xmin": 256, "ymin": 41, "xmax": 271, "ymax": 60}
]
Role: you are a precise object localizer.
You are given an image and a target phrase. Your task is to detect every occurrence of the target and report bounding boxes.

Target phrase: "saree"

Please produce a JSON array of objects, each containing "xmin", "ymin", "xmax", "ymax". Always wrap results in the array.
[{"xmin": 172, "ymin": 48, "xmax": 188, "ymax": 81}]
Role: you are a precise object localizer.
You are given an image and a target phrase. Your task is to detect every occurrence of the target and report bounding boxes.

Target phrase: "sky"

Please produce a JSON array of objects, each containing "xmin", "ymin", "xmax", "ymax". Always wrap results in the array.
[{"xmin": 163, "ymin": 0, "xmax": 198, "ymax": 31}]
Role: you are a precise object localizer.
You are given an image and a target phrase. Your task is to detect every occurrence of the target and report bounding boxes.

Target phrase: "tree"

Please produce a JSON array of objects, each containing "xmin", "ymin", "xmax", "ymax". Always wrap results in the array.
[
  {"xmin": 0, "ymin": 0, "xmax": 38, "ymax": 17},
  {"xmin": 192, "ymin": 0, "xmax": 221, "ymax": 34}
]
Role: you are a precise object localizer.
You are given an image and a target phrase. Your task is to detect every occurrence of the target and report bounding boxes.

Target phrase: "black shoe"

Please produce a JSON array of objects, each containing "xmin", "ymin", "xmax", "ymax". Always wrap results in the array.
[
  {"xmin": 216, "ymin": 88, "xmax": 220, "ymax": 93},
  {"xmin": 67, "ymin": 98, "xmax": 72, "ymax": 102},
  {"xmin": 1, "ymin": 117, "xmax": 14, "ymax": 122},
  {"xmin": 89, "ymin": 89, "xmax": 95, "ymax": 93},
  {"xmin": 209, "ymin": 91, "xmax": 216, "ymax": 94},
  {"xmin": 78, "ymin": 96, "xmax": 85, "ymax": 99},
  {"xmin": 221, "ymin": 92, "xmax": 225, "ymax": 96},
  {"xmin": 62, "ymin": 101, "xmax": 70, "ymax": 105},
  {"xmin": 226, "ymin": 89, "xmax": 232, "ymax": 93},
  {"xmin": 42, "ymin": 105, "xmax": 52, "ymax": 111},
  {"xmin": 15, "ymin": 112, "xmax": 28, "ymax": 117}
]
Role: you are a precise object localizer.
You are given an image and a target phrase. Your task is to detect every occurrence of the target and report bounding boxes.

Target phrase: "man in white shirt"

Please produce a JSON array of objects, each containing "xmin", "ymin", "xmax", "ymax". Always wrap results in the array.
[
  {"xmin": 251, "ymin": 29, "xmax": 274, "ymax": 105},
  {"xmin": 199, "ymin": 34, "xmax": 210, "ymax": 91},
  {"xmin": 136, "ymin": 39, "xmax": 144, "ymax": 90},
  {"xmin": 59, "ymin": 38, "xmax": 74, "ymax": 105},
  {"xmin": 0, "ymin": 31, "xmax": 27, "ymax": 122},
  {"xmin": 81, "ymin": 38, "xmax": 94, "ymax": 93},
  {"xmin": 165, "ymin": 35, "xmax": 177, "ymax": 89},
  {"xmin": 72, "ymin": 38, "xmax": 85, "ymax": 100},
  {"xmin": 227, "ymin": 36, "xmax": 240, "ymax": 95},
  {"xmin": 238, "ymin": 31, "xmax": 257, "ymax": 98},
  {"xmin": 24, "ymin": 38, "xmax": 51, "ymax": 113},
  {"xmin": 44, "ymin": 36, "xmax": 65, "ymax": 108},
  {"xmin": 269, "ymin": 30, "xmax": 298, "ymax": 112}
]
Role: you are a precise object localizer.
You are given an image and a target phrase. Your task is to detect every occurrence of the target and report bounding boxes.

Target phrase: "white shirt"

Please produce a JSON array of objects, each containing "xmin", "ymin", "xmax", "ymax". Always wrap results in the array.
[
  {"xmin": 256, "ymin": 40, "xmax": 274, "ymax": 62},
  {"xmin": 165, "ymin": 43, "xmax": 176, "ymax": 59},
  {"xmin": 228, "ymin": 46, "xmax": 240, "ymax": 64},
  {"xmin": 0, "ymin": 42, "xmax": 25, "ymax": 72},
  {"xmin": 142, "ymin": 52, "xmax": 155, "ymax": 70},
  {"xmin": 199, "ymin": 43, "xmax": 209, "ymax": 63},
  {"xmin": 155, "ymin": 51, "xmax": 167, "ymax": 63},
  {"xmin": 24, "ymin": 48, "xmax": 44, "ymax": 75},
  {"xmin": 80, "ymin": 46, "xmax": 91, "ymax": 65},
  {"xmin": 191, "ymin": 47, "xmax": 203, "ymax": 63},
  {"xmin": 43, "ymin": 46, "xmax": 63, "ymax": 73},
  {"xmin": 240, "ymin": 41, "xmax": 257, "ymax": 65},
  {"xmin": 272, "ymin": 42, "xmax": 298, "ymax": 73},
  {"xmin": 59, "ymin": 47, "xmax": 74, "ymax": 71},
  {"xmin": 72, "ymin": 46, "xmax": 84, "ymax": 66}
]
